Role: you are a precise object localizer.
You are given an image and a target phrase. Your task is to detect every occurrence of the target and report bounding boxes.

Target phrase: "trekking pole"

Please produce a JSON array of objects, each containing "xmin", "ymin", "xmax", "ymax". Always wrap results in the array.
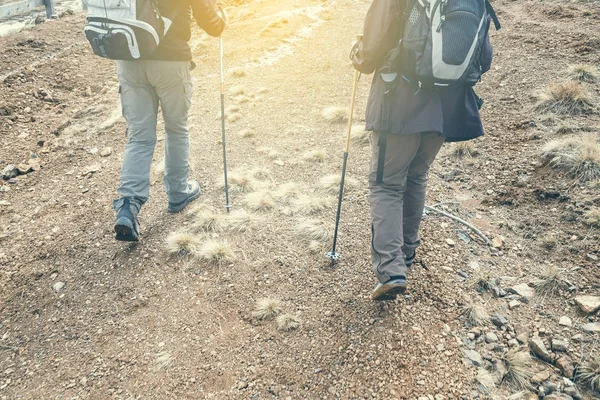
[
  {"xmin": 326, "ymin": 36, "xmax": 362, "ymax": 265},
  {"xmin": 218, "ymin": 5, "xmax": 231, "ymax": 213}
]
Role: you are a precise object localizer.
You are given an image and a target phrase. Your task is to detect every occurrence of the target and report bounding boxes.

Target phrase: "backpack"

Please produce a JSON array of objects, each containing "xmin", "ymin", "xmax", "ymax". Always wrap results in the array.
[
  {"xmin": 399, "ymin": 0, "xmax": 501, "ymax": 89},
  {"xmin": 84, "ymin": 0, "xmax": 171, "ymax": 60}
]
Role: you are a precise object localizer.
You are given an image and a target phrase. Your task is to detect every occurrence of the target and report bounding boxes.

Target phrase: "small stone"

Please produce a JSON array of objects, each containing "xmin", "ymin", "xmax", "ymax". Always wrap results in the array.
[
  {"xmin": 559, "ymin": 316, "xmax": 572, "ymax": 328},
  {"xmin": 508, "ymin": 300, "xmax": 521, "ymax": 310},
  {"xmin": 0, "ymin": 200, "xmax": 10, "ymax": 206},
  {"xmin": 587, "ymin": 253, "xmax": 599, "ymax": 261},
  {"xmin": 574, "ymin": 295, "xmax": 600, "ymax": 314},
  {"xmin": 556, "ymin": 356, "xmax": 575, "ymax": 379},
  {"xmin": 464, "ymin": 349, "xmax": 483, "ymax": 366},
  {"xmin": 1, "ymin": 165, "xmax": 19, "ymax": 180},
  {"xmin": 445, "ymin": 238, "xmax": 455, "ymax": 247},
  {"xmin": 485, "ymin": 332, "xmax": 499, "ymax": 343},
  {"xmin": 544, "ymin": 394, "xmax": 573, "ymax": 400},
  {"xmin": 508, "ymin": 339, "xmax": 519, "ymax": 347},
  {"xmin": 237, "ymin": 381, "xmax": 248, "ymax": 390},
  {"xmin": 571, "ymin": 334, "xmax": 583, "ymax": 343},
  {"xmin": 531, "ymin": 369, "xmax": 551, "ymax": 384},
  {"xmin": 53, "ymin": 282, "xmax": 65, "ymax": 293},
  {"xmin": 530, "ymin": 336, "xmax": 553, "ymax": 362},
  {"xmin": 100, "ymin": 147, "xmax": 113, "ymax": 157},
  {"xmin": 82, "ymin": 164, "xmax": 101, "ymax": 175},
  {"xmin": 509, "ymin": 283, "xmax": 534, "ymax": 303},
  {"xmin": 491, "ymin": 313, "xmax": 508, "ymax": 328},
  {"xmin": 492, "ymin": 236, "xmax": 504, "ymax": 249},
  {"xmin": 582, "ymin": 322, "xmax": 600, "ymax": 333},
  {"xmin": 563, "ymin": 385, "xmax": 581, "ymax": 399},
  {"xmin": 551, "ymin": 339, "xmax": 568, "ymax": 352}
]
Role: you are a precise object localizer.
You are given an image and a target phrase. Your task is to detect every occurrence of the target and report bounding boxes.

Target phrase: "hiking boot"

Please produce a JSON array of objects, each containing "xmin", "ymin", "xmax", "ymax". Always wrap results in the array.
[
  {"xmin": 405, "ymin": 251, "xmax": 416, "ymax": 268},
  {"xmin": 113, "ymin": 197, "xmax": 142, "ymax": 242},
  {"xmin": 371, "ymin": 276, "xmax": 407, "ymax": 301},
  {"xmin": 168, "ymin": 180, "xmax": 201, "ymax": 213}
]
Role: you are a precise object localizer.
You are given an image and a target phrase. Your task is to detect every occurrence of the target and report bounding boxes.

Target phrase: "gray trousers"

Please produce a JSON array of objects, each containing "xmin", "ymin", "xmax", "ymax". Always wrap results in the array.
[
  {"xmin": 369, "ymin": 132, "xmax": 445, "ymax": 283},
  {"xmin": 116, "ymin": 60, "xmax": 193, "ymax": 205}
]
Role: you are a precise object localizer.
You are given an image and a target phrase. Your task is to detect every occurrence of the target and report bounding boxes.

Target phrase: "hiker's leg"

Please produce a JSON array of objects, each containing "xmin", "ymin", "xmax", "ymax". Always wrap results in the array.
[
  {"xmin": 369, "ymin": 132, "xmax": 421, "ymax": 283},
  {"xmin": 402, "ymin": 132, "xmax": 445, "ymax": 258},
  {"xmin": 117, "ymin": 60, "xmax": 159, "ymax": 205},
  {"xmin": 148, "ymin": 61, "xmax": 194, "ymax": 204}
]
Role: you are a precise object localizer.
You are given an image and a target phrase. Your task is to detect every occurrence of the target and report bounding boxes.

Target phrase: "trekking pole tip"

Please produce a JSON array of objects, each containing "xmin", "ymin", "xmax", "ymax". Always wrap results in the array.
[{"xmin": 325, "ymin": 252, "xmax": 341, "ymax": 265}]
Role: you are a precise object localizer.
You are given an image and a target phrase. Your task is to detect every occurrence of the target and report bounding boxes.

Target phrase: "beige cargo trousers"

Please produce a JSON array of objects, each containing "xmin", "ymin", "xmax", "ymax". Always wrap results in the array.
[
  {"xmin": 116, "ymin": 60, "xmax": 193, "ymax": 205},
  {"xmin": 369, "ymin": 131, "xmax": 445, "ymax": 283}
]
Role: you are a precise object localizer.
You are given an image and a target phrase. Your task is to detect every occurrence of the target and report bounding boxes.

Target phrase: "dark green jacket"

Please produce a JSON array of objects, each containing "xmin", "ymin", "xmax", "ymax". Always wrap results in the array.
[{"xmin": 150, "ymin": 0, "xmax": 225, "ymax": 61}]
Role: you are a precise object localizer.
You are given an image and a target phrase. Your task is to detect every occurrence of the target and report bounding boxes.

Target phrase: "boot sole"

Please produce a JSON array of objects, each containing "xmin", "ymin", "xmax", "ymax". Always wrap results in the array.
[
  {"xmin": 114, "ymin": 217, "xmax": 139, "ymax": 242},
  {"xmin": 371, "ymin": 282, "xmax": 407, "ymax": 301}
]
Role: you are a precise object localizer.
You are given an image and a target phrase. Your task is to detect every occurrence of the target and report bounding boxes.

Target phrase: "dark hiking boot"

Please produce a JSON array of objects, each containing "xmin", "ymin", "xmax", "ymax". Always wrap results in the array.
[
  {"xmin": 371, "ymin": 276, "xmax": 407, "ymax": 301},
  {"xmin": 168, "ymin": 180, "xmax": 201, "ymax": 213},
  {"xmin": 405, "ymin": 252, "xmax": 416, "ymax": 268},
  {"xmin": 113, "ymin": 197, "xmax": 142, "ymax": 242}
]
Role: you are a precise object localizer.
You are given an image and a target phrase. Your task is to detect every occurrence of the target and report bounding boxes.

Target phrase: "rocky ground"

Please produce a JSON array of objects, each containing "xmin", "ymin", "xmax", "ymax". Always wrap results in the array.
[{"xmin": 0, "ymin": 0, "xmax": 599, "ymax": 399}]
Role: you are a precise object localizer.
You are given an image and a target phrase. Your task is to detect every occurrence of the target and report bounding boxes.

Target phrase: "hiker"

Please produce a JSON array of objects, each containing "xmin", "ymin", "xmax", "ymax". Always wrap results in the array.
[
  {"xmin": 352, "ymin": 0, "xmax": 498, "ymax": 300},
  {"xmin": 106, "ymin": 2, "xmax": 227, "ymax": 241}
]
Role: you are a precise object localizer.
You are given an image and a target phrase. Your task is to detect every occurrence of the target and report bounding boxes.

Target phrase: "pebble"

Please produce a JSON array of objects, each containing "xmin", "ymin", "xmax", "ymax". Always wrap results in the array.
[
  {"xmin": 492, "ymin": 236, "xmax": 504, "ymax": 249},
  {"xmin": 53, "ymin": 282, "xmax": 65, "ymax": 293},
  {"xmin": 445, "ymin": 238, "xmax": 455, "ymax": 247},
  {"xmin": 100, "ymin": 147, "xmax": 113, "ymax": 157},
  {"xmin": 582, "ymin": 322, "xmax": 600, "ymax": 334},
  {"xmin": 485, "ymin": 332, "xmax": 499, "ymax": 343},
  {"xmin": 571, "ymin": 334, "xmax": 583, "ymax": 343},
  {"xmin": 544, "ymin": 393, "xmax": 573, "ymax": 400},
  {"xmin": 574, "ymin": 295, "xmax": 600, "ymax": 314},
  {"xmin": 508, "ymin": 300, "xmax": 521, "ymax": 310},
  {"xmin": 530, "ymin": 336, "xmax": 553, "ymax": 362},
  {"xmin": 464, "ymin": 349, "xmax": 483, "ymax": 366},
  {"xmin": 559, "ymin": 316, "xmax": 572, "ymax": 328},
  {"xmin": 563, "ymin": 385, "xmax": 581, "ymax": 399},
  {"xmin": 508, "ymin": 339, "xmax": 519, "ymax": 347},
  {"xmin": 531, "ymin": 369, "xmax": 551, "ymax": 384},
  {"xmin": 509, "ymin": 283, "xmax": 534, "ymax": 303},
  {"xmin": 551, "ymin": 339, "xmax": 568, "ymax": 352},
  {"xmin": 1, "ymin": 165, "xmax": 19, "ymax": 180},
  {"xmin": 556, "ymin": 356, "xmax": 575, "ymax": 379},
  {"xmin": 491, "ymin": 313, "xmax": 508, "ymax": 328}
]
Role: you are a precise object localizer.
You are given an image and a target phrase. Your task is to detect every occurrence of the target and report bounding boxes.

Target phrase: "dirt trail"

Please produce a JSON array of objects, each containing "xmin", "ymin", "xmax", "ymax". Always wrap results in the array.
[{"xmin": 1, "ymin": 0, "xmax": 600, "ymax": 399}]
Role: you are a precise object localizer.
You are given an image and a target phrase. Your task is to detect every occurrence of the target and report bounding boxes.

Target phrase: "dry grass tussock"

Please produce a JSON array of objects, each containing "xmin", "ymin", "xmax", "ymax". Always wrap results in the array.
[
  {"xmin": 308, "ymin": 240, "xmax": 327, "ymax": 254},
  {"xmin": 461, "ymin": 303, "xmax": 489, "ymax": 326},
  {"xmin": 223, "ymin": 209, "xmax": 258, "ymax": 233},
  {"xmin": 193, "ymin": 210, "xmax": 223, "ymax": 232},
  {"xmin": 166, "ymin": 232, "xmax": 200, "ymax": 256},
  {"xmin": 584, "ymin": 207, "xmax": 600, "ymax": 227},
  {"xmin": 292, "ymin": 194, "xmax": 333, "ymax": 215},
  {"xmin": 567, "ymin": 64, "xmax": 598, "ymax": 83},
  {"xmin": 319, "ymin": 174, "xmax": 360, "ymax": 194},
  {"xmin": 276, "ymin": 314, "xmax": 301, "ymax": 331},
  {"xmin": 453, "ymin": 141, "xmax": 479, "ymax": 158},
  {"xmin": 302, "ymin": 149, "xmax": 327, "ymax": 163},
  {"xmin": 535, "ymin": 82, "xmax": 594, "ymax": 115},
  {"xmin": 476, "ymin": 369, "xmax": 498, "ymax": 395},
  {"xmin": 250, "ymin": 167, "xmax": 271, "ymax": 180},
  {"xmin": 228, "ymin": 86, "xmax": 246, "ymax": 96},
  {"xmin": 295, "ymin": 219, "xmax": 331, "ymax": 242},
  {"xmin": 199, "ymin": 240, "xmax": 235, "ymax": 264},
  {"xmin": 252, "ymin": 298, "xmax": 282, "ymax": 321},
  {"xmin": 322, "ymin": 106, "xmax": 349, "ymax": 123},
  {"xmin": 220, "ymin": 170, "xmax": 259, "ymax": 194},
  {"xmin": 350, "ymin": 125, "xmax": 371, "ymax": 145},
  {"xmin": 260, "ymin": 18, "xmax": 289, "ymax": 36},
  {"xmin": 534, "ymin": 266, "xmax": 564, "ymax": 298},
  {"xmin": 257, "ymin": 147, "xmax": 281, "ymax": 160},
  {"xmin": 244, "ymin": 190, "xmax": 275, "ymax": 212},
  {"xmin": 228, "ymin": 67, "xmax": 247, "ymax": 78},
  {"xmin": 501, "ymin": 350, "xmax": 533, "ymax": 390},
  {"xmin": 468, "ymin": 267, "xmax": 493, "ymax": 292},
  {"xmin": 273, "ymin": 182, "xmax": 302, "ymax": 203},
  {"xmin": 541, "ymin": 134, "xmax": 600, "ymax": 182},
  {"xmin": 238, "ymin": 129, "xmax": 254, "ymax": 138},
  {"xmin": 576, "ymin": 356, "xmax": 600, "ymax": 392}
]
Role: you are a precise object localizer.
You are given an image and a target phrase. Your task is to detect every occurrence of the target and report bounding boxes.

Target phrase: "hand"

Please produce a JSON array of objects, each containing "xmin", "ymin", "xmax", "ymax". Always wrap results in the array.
[
  {"xmin": 349, "ymin": 38, "xmax": 361, "ymax": 61},
  {"xmin": 216, "ymin": 4, "xmax": 228, "ymax": 29}
]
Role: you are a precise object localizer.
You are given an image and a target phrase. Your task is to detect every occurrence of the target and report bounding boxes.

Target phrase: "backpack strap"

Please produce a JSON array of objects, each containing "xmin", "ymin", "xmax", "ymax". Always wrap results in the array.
[{"xmin": 485, "ymin": 0, "xmax": 501, "ymax": 30}]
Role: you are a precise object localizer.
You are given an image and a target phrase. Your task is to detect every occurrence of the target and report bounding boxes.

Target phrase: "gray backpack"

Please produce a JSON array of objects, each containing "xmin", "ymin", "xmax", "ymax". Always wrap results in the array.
[
  {"xmin": 399, "ymin": 0, "xmax": 501, "ymax": 88},
  {"xmin": 84, "ymin": 0, "xmax": 172, "ymax": 60}
]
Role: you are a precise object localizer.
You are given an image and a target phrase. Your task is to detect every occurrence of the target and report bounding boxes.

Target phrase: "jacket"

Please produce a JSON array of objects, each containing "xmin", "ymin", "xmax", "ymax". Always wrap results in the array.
[
  {"xmin": 352, "ymin": 0, "xmax": 493, "ymax": 142},
  {"xmin": 149, "ymin": 0, "xmax": 226, "ymax": 61}
]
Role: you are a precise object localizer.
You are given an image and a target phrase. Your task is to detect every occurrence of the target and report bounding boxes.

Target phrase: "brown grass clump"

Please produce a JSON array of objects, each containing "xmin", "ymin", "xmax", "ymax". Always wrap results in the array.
[
  {"xmin": 302, "ymin": 149, "xmax": 327, "ymax": 163},
  {"xmin": 350, "ymin": 125, "xmax": 371, "ymax": 146},
  {"xmin": 228, "ymin": 86, "xmax": 246, "ymax": 96},
  {"xmin": 468, "ymin": 268, "xmax": 493, "ymax": 292},
  {"xmin": 252, "ymin": 298, "xmax": 282, "ymax": 321},
  {"xmin": 319, "ymin": 174, "xmax": 360, "ymax": 194},
  {"xmin": 244, "ymin": 190, "xmax": 275, "ymax": 212},
  {"xmin": 453, "ymin": 141, "xmax": 479, "ymax": 158},
  {"xmin": 276, "ymin": 314, "xmax": 301, "ymax": 331},
  {"xmin": 476, "ymin": 369, "xmax": 498, "ymax": 395},
  {"xmin": 584, "ymin": 207, "xmax": 600, "ymax": 227},
  {"xmin": 273, "ymin": 182, "xmax": 302, "ymax": 203},
  {"xmin": 541, "ymin": 134, "xmax": 600, "ymax": 182},
  {"xmin": 193, "ymin": 210, "xmax": 223, "ymax": 232},
  {"xmin": 249, "ymin": 167, "xmax": 271, "ymax": 180},
  {"xmin": 295, "ymin": 219, "xmax": 331, "ymax": 242},
  {"xmin": 461, "ymin": 303, "xmax": 489, "ymax": 326},
  {"xmin": 229, "ymin": 67, "xmax": 247, "ymax": 78},
  {"xmin": 199, "ymin": 240, "xmax": 235, "ymax": 264},
  {"xmin": 166, "ymin": 232, "xmax": 200, "ymax": 256},
  {"xmin": 260, "ymin": 18, "xmax": 289, "ymax": 36},
  {"xmin": 322, "ymin": 106, "xmax": 349, "ymax": 123},
  {"xmin": 223, "ymin": 209, "xmax": 258, "ymax": 233},
  {"xmin": 533, "ymin": 266, "xmax": 564, "ymax": 298},
  {"xmin": 567, "ymin": 64, "xmax": 599, "ymax": 83},
  {"xmin": 576, "ymin": 356, "xmax": 600, "ymax": 392},
  {"xmin": 535, "ymin": 82, "xmax": 594, "ymax": 115},
  {"xmin": 292, "ymin": 194, "xmax": 333, "ymax": 215},
  {"xmin": 221, "ymin": 170, "xmax": 259, "ymax": 194},
  {"xmin": 501, "ymin": 350, "xmax": 534, "ymax": 390},
  {"xmin": 238, "ymin": 129, "xmax": 254, "ymax": 138}
]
